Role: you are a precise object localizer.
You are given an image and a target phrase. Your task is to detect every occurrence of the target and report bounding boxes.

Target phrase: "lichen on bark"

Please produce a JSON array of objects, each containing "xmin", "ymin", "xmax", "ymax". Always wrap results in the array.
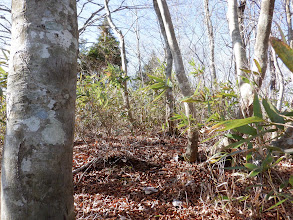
[{"xmin": 1, "ymin": 0, "xmax": 78, "ymax": 219}]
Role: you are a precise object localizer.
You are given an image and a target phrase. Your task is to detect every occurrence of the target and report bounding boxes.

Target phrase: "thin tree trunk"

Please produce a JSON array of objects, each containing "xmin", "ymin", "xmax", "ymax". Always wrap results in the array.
[
  {"xmin": 238, "ymin": 0, "xmax": 246, "ymax": 47},
  {"xmin": 203, "ymin": 0, "xmax": 217, "ymax": 85},
  {"xmin": 272, "ymin": 49, "xmax": 284, "ymax": 111},
  {"xmin": 253, "ymin": 0, "xmax": 275, "ymax": 88},
  {"xmin": 227, "ymin": 0, "xmax": 253, "ymax": 116},
  {"xmin": 153, "ymin": 0, "xmax": 175, "ymax": 136},
  {"xmin": 269, "ymin": 51, "xmax": 276, "ymax": 92},
  {"xmin": 1, "ymin": 0, "xmax": 78, "ymax": 219},
  {"xmin": 155, "ymin": 0, "xmax": 199, "ymax": 162},
  {"xmin": 285, "ymin": 0, "xmax": 293, "ymax": 48},
  {"xmin": 165, "ymin": 49, "xmax": 176, "ymax": 136},
  {"xmin": 104, "ymin": 0, "xmax": 135, "ymax": 127},
  {"xmin": 133, "ymin": 8, "xmax": 144, "ymax": 86}
]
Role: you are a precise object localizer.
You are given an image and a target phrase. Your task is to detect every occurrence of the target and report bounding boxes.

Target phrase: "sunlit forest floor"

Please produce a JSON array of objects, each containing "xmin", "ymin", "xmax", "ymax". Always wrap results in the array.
[{"xmin": 73, "ymin": 130, "xmax": 293, "ymax": 220}]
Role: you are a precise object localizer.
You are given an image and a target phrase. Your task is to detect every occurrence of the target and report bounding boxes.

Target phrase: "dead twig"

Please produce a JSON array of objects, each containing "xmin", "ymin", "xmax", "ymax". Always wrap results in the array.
[{"xmin": 73, "ymin": 157, "xmax": 99, "ymax": 174}]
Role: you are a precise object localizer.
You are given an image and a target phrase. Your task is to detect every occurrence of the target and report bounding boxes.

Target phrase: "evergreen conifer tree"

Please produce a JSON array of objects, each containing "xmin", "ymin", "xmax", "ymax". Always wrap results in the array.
[{"xmin": 80, "ymin": 19, "xmax": 121, "ymax": 76}]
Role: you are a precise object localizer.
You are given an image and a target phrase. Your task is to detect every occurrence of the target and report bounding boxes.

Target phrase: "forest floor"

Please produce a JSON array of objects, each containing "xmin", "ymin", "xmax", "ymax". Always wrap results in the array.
[{"xmin": 73, "ymin": 130, "xmax": 293, "ymax": 220}]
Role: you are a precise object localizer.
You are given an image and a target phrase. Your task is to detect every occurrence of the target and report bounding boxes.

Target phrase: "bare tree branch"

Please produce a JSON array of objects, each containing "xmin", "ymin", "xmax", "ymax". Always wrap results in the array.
[
  {"xmin": 78, "ymin": 7, "xmax": 105, "ymax": 34},
  {"xmin": 78, "ymin": 0, "xmax": 151, "ymax": 35},
  {"xmin": 0, "ymin": 23, "xmax": 11, "ymax": 34},
  {"xmin": 0, "ymin": 4, "xmax": 11, "ymax": 13}
]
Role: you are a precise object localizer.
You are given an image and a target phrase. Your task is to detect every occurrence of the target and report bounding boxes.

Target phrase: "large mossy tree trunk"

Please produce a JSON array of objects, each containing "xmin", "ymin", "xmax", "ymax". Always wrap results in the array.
[
  {"xmin": 1, "ymin": 0, "xmax": 78, "ymax": 219},
  {"xmin": 155, "ymin": 0, "xmax": 199, "ymax": 162}
]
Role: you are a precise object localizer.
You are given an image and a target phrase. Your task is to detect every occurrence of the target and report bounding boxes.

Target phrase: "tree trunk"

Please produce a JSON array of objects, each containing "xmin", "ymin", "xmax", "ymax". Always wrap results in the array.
[
  {"xmin": 238, "ymin": 0, "xmax": 246, "ymax": 47},
  {"xmin": 253, "ymin": 0, "xmax": 275, "ymax": 88},
  {"xmin": 1, "ymin": 0, "xmax": 78, "ymax": 219},
  {"xmin": 133, "ymin": 8, "xmax": 144, "ymax": 86},
  {"xmin": 104, "ymin": 0, "xmax": 135, "ymax": 127},
  {"xmin": 165, "ymin": 48, "xmax": 176, "ymax": 136},
  {"xmin": 269, "ymin": 51, "xmax": 276, "ymax": 92},
  {"xmin": 227, "ymin": 0, "xmax": 253, "ymax": 116},
  {"xmin": 285, "ymin": 0, "xmax": 293, "ymax": 48},
  {"xmin": 203, "ymin": 0, "xmax": 217, "ymax": 85},
  {"xmin": 155, "ymin": 0, "xmax": 198, "ymax": 162},
  {"xmin": 153, "ymin": 0, "xmax": 176, "ymax": 136},
  {"xmin": 272, "ymin": 49, "xmax": 284, "ymax": 111}
]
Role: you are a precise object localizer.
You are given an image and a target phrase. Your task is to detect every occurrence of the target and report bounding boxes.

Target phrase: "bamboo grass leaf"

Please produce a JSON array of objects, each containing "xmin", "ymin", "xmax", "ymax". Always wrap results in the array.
[
  {"xmin": 270, "ymin": 37, "xmax": 293, "ymax": 73},
  {"xmin": 235, "ymin": 125, "xmax": 257, "ymax": 135},
  {"xmin": 149, "ymin": 82, "xmax": 166, "ymax": 90},
  {"xmin": 240, "ymin": 68, "xmax": 259, "ymax": 75},
  {"xmin": 266, "ymin": 199, "xmax": 288, "ymax": 211},
  {"xmin": 223, "ymin": 129, "xmax": 277, "ymax": 150},
  {"xmin": 225, "ymin": 133, "xmax": 244, "ymax": 140},
  {"xmin": 152, "ymin": 89, "xmax": 166, "ymax": 102},
  {"xmin": 147, "ymin": 74, "xmax": 165, "ymax": 83},
  {"xmin": 244, "ymin": 163, "xmax": 258, "ymax": 170},
  {"xmin": 253, "ymin": 59, "xmax": 262, "ymax": 73},
  {"xmin": 262, "ymin": 98, "xmax": 285, "ymax": 128},
  {"xmin": 253, "ymin": 94, "xmax": 262, "ymax": 119},
  {"xmin": 248, "ymin": 169, "xmax": 261, "ymax": 177},
  {"xmin": 212, "ymin": 116, "xmax": 263, "ymax": 132}
]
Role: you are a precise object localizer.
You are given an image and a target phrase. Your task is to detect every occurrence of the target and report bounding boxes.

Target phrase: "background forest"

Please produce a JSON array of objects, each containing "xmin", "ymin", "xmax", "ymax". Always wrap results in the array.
[{"xmin": 0, "ymin": 0, "xmax": 293, "ymax": 219}]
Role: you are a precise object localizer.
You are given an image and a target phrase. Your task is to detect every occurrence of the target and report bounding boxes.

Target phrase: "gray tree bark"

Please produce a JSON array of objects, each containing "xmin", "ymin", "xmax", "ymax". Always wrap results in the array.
[
  {"xmin": 227, "ymin": 0, "xmax": 253, "ymax": 116},
  {"xmin": 153, "ymin": 0, "xmax": 175, "ymax": 136},
  {"xmin": 285, "ymin": 0, "xmax": 293, "ymax": 48},
  {"xmin": 238, "ymin": 0, "xmax": 246, "ymax": 47},
  {"xmin": 228, "ymin": 0, "xmax": 275, "ymax": 116},
  {"xmin": 253, "ymin": 0, "xmax": 275, "ymax": 88},
  {"xmin": 104, "ymin": 0, "xmax": 135, "ymax": 127},
  {"xmin": 1, "ymin": 0, "xmax": 78, "ymax": 219},
  {"xmin": 203, "ymin": 0, "xmax": 217, "ymax": 84},
  {"xmin": 272, "ymin": 49, "xmax": 284, "ymax": 111},
  {"xmin": 132, "ymin": 8, "xmax": 143, "ymax": 86},
  {"xmin": 155, "ymin": 0, "xmax": 198, "ymax": 162},
  {"xmin": 269, "ymin": 51, "xmax": 276, "ymax": 92}
]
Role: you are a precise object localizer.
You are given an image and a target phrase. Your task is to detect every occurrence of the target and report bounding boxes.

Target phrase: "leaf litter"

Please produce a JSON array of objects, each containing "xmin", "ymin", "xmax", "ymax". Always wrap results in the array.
[{"xmin": 73, "ymin": 131, "xmax": 293, "ymax": 219}]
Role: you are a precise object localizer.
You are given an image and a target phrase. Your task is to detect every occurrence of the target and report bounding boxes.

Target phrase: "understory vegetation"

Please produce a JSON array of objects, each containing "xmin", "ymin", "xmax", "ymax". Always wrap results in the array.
[
  {"xmin": 0, "ymin": 21, "xmax": 293, "ymax": 220},
  {"xmin": 72, "ymin": 75, "xmax": 293, "ymax": 219},
  {"xmin": 74, "ymin": 34, "xmax": 293, "ymax": 218}
]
